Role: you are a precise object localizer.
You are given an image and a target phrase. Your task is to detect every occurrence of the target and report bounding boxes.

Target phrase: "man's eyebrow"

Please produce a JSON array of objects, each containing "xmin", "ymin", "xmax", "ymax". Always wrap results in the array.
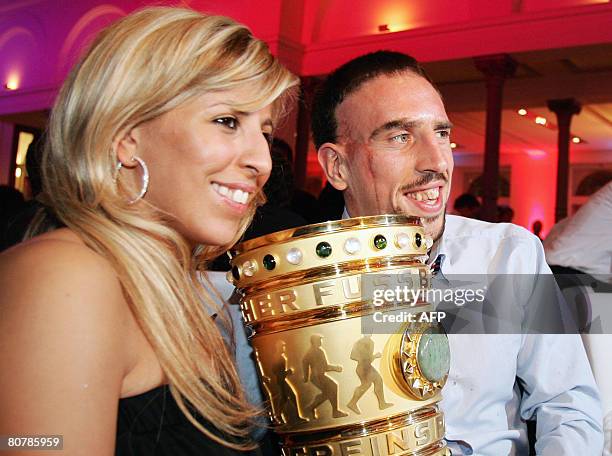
[
  {"xmin": 369, "ymin": 119, "xmax": 419, "ymax": 140},
  {"xmin": 435, "ymin": 121, "xmax": 454, "ymax": 130},
  {"xmin": 369, "ymin": 119, "xmax": 454, "ymax": 140}
]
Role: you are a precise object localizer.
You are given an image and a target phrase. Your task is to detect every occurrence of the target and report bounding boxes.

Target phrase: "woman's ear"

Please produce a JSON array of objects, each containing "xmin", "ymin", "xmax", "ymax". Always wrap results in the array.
[
  {"xmin": 317, "ymin": 143, "xmax": 348, "ymax": 191},
  {"xmin": 115, "ymin": 128, "xmax": 140, "ymax": 168}
]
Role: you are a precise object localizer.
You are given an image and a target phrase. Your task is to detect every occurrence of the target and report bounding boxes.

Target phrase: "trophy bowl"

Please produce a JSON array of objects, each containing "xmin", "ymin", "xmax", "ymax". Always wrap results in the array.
[{"xmin": 229, "ymin": 215, "xmax": 451, "ymax": 456}]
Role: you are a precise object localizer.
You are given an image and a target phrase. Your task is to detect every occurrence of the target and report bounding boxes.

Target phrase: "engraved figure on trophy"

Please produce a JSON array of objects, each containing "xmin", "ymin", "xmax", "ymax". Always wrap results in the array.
[
  {"xmin": 270, "ymin": 340, "xmax": 308, "ymax": 424},
  {"xmin": 253, "ymin": 347, "xmax": 280, "ymax": 421},
  {"xmin": 302, "ymin": 334, "xmax": 348, "ymax": 419},
  {"xmin": 347, "ymin": 334, "xmax": 394, "ymax": 414}
]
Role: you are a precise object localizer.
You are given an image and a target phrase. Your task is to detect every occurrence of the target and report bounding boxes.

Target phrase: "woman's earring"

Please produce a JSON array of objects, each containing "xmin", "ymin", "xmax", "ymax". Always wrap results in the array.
[{"xmin": 116, "ymin": 156, "xmax": 149, "ymax": 204}]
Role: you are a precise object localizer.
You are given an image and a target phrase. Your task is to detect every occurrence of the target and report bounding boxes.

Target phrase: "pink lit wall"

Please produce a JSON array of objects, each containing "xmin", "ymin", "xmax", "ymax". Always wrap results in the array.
[
  {"xmin": 508, "ymin": 152, "xmax": 558, "ymax": 237},
  {"xmin": 3, "ymin": 0, "xmax": 612, "ymax": 114},
  {"xmin": 298, "ymin": 0, "xmax": 612, "ymax": 74},
  {"xmin": 0, "ymin": 0, "xmax": 284, "ymax": 115},
  {"xmin": 452, "ymin": 147, "xmax": 611, "ymax": 235}
]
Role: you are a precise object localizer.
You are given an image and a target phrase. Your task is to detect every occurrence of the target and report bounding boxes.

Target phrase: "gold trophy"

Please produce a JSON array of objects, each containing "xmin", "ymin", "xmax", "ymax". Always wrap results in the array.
[{"xmin": 229, "ymin": 215, "xmax": 451, "ymax": 456}]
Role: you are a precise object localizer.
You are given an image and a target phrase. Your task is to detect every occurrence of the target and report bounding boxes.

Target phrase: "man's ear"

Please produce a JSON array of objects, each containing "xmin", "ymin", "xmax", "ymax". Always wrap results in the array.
[
  {"xmin": 114, "ymin": 127, "xmax": 140, "ymax": 168},
  {"xmin": 317, "ymin": 143, "xmax": 348, "ymax": 191}
]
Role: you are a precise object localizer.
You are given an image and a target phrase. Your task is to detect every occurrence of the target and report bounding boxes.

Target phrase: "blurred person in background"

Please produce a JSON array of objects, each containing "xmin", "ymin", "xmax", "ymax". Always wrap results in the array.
[
  {"xmin": 545, "ymin": 181, "xmax": 612, "ymax": 280},
  {"xmin": 453, "ymin": 193, "xmax": 481, "ymax": 219}
]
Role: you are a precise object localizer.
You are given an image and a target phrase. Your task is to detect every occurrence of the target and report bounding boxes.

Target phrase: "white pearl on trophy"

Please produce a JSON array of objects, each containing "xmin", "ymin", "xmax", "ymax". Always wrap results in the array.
[
  {"xmin": 286, "ymin": 248, "xmax": 303, "ymax": 265},
  {"xmin": 242, "ymin": 259, "xmax": 257, "ymax": 277},
  {"xmin": 395, "ymin": 232, "xmax": 411, "ymax": 249},
  {"xmin": 344, "ymin": 237, "xmax": 361, "ymax": 255}
]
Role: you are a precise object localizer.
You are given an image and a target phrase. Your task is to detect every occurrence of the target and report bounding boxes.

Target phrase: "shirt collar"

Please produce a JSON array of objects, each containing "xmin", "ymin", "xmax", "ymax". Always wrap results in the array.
[
  {"xmin": 341, "ymin": 207, "xmax": 350, "ymax": 220},
  {"xmin": 428, "ymin": 233, "xmax": 445, "ymax": 264}
]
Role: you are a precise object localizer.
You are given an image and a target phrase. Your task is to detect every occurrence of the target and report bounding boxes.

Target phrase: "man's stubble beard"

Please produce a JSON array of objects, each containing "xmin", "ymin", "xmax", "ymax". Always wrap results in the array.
[
  {"xmin": 392, "ymin": 197, "xmax": 447, "ymax": 242},
  {"xmin": 422, "ymin": 210, "xmax": 446, "ymax": 243}
]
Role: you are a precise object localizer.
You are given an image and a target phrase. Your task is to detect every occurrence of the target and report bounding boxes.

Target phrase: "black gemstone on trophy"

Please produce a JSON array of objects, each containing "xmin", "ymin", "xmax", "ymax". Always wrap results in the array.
[
  {"xmin": 374, "ymin": 234, "xmax": 387, "ymax": 250},
  {"xmin": 415, "ymin": 232, "xmax": 422, "ymax": 248},
  {"xmin": 263, "ymin": 254, "xmax": 276, "ymax": 270},
  {"xmin": 316, "ymin": 242, "xmax": 332, "ymax": 258}
]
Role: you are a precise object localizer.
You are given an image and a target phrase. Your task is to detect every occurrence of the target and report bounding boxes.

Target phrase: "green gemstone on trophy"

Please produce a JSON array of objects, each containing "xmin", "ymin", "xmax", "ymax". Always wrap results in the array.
[
  {"xmin": 263, "ymin": 254, "xmax": 276, "ymax": 270},
  {"xmin": 417, "ymin": 328, "xmax": 450, "ymax": 383},
  {"xmin": 415, "ymin": 232, "xmax": 422, "ymax": 248},
  {"xmin": 373, "ymin": 234, "xmax": 387, "ymax": 250},
  {"xmin": 316, "ymin": 241, "xmax": 332, "ymax": 258}
]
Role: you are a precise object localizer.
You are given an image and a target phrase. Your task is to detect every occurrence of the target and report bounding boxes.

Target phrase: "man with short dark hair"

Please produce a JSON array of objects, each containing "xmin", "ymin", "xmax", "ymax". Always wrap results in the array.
[{"xmin": 312, "ymin": 50, "xmax": 603, "ymax": 455}]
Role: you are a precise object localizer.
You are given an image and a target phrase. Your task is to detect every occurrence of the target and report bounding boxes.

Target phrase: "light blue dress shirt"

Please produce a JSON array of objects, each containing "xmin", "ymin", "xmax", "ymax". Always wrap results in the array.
[
  {"xmin": 425, "ymin": 214, "xmax": 603, "ymax": 455},
  {"xmin": 340, "ymin": 209, "xmax": 603, "ymax": 455},
  {"xmin": 201, "ymin": 270, "xmax": 267, "ymax": 439}
]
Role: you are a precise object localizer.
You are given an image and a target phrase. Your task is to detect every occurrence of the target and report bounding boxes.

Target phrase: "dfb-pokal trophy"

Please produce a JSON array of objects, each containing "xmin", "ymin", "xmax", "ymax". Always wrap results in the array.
[{"xmin": 229, "ymin": 215, "xmax": 451, "ymax": 456}]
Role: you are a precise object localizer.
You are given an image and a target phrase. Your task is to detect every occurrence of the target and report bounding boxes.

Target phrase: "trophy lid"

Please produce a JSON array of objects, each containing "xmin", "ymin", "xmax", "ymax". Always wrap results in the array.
[
  {"xmin": 228, "ymin": 215, "xmax": 427, "ymax": 289},
  {"xmin": 230, "ymin": 214, "xmax": 422, "ymax": 256}
]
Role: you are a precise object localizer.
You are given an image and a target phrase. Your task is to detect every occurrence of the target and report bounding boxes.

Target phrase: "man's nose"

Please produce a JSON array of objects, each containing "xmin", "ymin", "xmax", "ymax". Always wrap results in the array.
[{"xmin": 415, "ymin": 133, "xmax": 449, "ymax": 174}]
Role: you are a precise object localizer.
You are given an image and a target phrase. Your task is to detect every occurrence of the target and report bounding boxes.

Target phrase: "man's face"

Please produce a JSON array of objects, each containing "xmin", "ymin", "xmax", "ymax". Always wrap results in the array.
[{"xmin": 331, "ymin": 72, "xmax": 454, "ymax": 241}]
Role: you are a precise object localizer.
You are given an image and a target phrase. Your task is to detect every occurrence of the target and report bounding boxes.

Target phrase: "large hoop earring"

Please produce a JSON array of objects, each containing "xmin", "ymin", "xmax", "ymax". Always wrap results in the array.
[{"xmin": 116, "ymin": 156, "xmax": 149, "ymax": 204}]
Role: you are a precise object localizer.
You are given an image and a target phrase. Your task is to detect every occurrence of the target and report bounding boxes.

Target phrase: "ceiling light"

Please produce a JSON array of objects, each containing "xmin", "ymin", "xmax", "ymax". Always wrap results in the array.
[
  {"xmin": 526, "ymin": 149, "xmax": 546, "ymax": 158},
  {"xmin": 5, "ymin": 77, "xmax": 18, "ymax": 90},
  {"xmin": 572, "ymin": 136, "xmax": 581, "ymax": 144},
  {"xmin": 517, "ymin": 108, "xmax": 527, "ymax": 116},
  {"xmin": 535, "ymin": 116, "xmax": 547, "ymax": 126},
  {"xmin": 450, "ymin": 142, "xmax": 457, "ymax": 149}
]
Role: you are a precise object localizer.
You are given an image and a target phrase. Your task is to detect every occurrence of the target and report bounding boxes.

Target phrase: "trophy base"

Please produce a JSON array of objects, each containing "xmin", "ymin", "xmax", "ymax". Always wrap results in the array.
[{"xmin": 281, "ymin": 406, "xmax": 450, "ymax": 456}]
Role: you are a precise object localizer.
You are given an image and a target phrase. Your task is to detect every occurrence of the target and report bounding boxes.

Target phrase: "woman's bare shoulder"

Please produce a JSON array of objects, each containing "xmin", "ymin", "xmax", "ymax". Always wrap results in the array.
[
  {"xmin": 0, "ymin": 227, "xmax": 128, "ymax": 339},
  {"xmin": 0, "ymin": 229, "xmax": 131, "ymax": 453},
  {"xmin": 1, "ymin": 228, "xmax": 119, "ymax": 284},
  {"xmin": 0, "ymin": 227, "xmax": 129, "ymax": 349}
]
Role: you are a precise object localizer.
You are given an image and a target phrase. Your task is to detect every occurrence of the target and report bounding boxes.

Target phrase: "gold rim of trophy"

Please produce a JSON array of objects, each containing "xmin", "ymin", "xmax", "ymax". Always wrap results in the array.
[
  {"xmin": 228, "ymin": 215, "xmax": 429, "ymax": 287},
  {"xmin": 232, "ymin": 214, "xmax": 422, "ymax": 254}
]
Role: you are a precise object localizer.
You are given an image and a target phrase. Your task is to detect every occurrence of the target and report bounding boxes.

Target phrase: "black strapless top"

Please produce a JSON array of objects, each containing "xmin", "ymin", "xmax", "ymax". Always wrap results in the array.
[{"xmin": 116, "ymin": 385, "xmax": 257, "ymax": 456}]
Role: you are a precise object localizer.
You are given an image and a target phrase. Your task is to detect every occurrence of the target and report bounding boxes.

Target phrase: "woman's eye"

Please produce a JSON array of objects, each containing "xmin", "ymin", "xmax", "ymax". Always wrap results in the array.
[
  {"xmin": 436, "ymin": 130, "xmax": 451, "ymax": 139},
  {"xmin": 215, "ymin": 117, "xmax": 237, "ymax": 129}
]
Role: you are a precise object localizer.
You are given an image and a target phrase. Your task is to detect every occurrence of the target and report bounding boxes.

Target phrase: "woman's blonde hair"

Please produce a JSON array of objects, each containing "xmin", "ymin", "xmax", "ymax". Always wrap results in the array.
[{"xmin": 38, "ymin": 6, "xmax": 298, "ymax": 449}]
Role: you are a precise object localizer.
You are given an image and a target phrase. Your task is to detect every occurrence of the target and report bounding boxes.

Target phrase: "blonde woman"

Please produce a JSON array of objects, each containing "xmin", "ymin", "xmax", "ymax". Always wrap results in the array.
[{"xmin": 0, "ymin": 7, "xmax": 297, "ymax": 455}]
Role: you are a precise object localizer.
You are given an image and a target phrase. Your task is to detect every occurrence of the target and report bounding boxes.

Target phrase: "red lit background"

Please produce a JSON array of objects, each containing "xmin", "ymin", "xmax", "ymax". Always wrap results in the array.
[{"xmin": 1, "ymin": 0, "xmax": 611, "ymax": 235}]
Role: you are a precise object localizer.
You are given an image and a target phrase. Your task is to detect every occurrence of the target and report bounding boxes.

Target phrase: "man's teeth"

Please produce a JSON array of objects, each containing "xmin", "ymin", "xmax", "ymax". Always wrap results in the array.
[
  {"xmin": 212, "ymin": 183, "xmax": 250, "ymax": 204},
  {"xmin": 408, "ymin": 188, "xmax": 440, "ymax": 201}
]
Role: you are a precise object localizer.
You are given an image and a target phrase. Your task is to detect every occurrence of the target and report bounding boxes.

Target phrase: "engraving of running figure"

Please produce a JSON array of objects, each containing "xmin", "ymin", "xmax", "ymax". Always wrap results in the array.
[
  {"xmin": 270, "ymin": 340, "xmax": 307, "ymax": 423},
  {"xmin": 347, "ymin": 334, "xmax": 393, "ymax": 414},
  {"xmin": 302, "ymin": 334, "xmax": 348, "ymax": 419},
  {"xmin": 253, "ymin": 347, "xmax": 279, "ymax": 420}
]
